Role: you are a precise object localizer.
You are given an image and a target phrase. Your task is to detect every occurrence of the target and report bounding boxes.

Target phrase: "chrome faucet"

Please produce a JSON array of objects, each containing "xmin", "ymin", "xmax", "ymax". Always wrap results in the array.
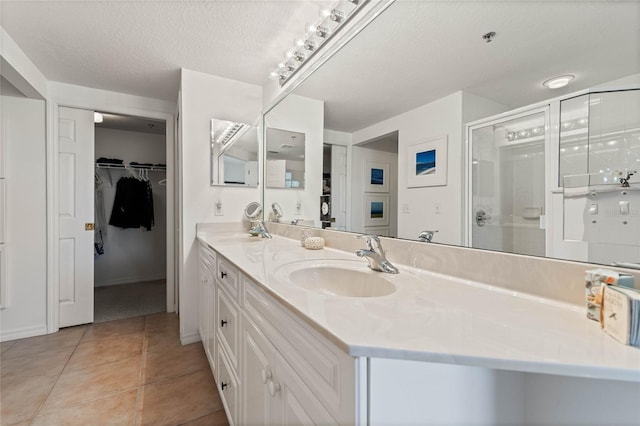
[
  {"xmin": 417, "ymin": 230, "xmax": 438, "ymax": 243},
  {"xmin": 291, "ymin": 219, "xmax": 300, "ymax": 225},
  {"xmin": 249, "ymin": 220, "xmax": 272, "ymax": 239},
  {"xmin": 356, "ymin": 234, "xmax": 399, "ymax": 274}
]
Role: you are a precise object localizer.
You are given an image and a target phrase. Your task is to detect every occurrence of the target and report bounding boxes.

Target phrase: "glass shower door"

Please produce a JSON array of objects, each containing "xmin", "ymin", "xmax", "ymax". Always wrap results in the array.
[{"xmin": 468, "ymin": 108, "xmax": 548, "ymax": 256}]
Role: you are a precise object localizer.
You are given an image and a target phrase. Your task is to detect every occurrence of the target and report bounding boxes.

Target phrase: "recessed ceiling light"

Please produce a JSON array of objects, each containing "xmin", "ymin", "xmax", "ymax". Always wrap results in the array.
[
  {"xmin": 542, "ymin": 75, "xmax": 575, "ymax": 89},
  {"xmin": 94, "ymin": 112, "xmax": 103, "ymax": 123}
]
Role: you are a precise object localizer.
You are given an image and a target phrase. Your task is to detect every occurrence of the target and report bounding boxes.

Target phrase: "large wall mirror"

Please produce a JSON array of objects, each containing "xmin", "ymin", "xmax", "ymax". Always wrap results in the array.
[
  {"xmin": 210, "ymin": 118, "xmax": 259, "ymax": 187},
  {"xmin": 263, "ymin": 1, "xmax": 640, "ymax": 267}
]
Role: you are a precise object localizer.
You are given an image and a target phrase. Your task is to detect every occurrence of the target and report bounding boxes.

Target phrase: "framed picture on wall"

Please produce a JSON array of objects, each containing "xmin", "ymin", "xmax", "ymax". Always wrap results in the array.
[
  {"xmin": 407, "ymin": 136, "xmax": 448, "ymax": 188},
  {"xmin": 364, "ymin": 226, "xmax": 390, "ymax": 237},
  {"xmin": 364, "ymin": 161, "xmax": 389, "ymax": 193},
  {"xmin": 364, "ymin": 194, "xmax": 389, "ymax": 226}
]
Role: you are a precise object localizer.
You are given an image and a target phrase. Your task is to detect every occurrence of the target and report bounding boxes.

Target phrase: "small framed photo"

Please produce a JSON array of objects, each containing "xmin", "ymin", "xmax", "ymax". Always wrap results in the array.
[
  {"xmin": 364, "ymin": 194, "xmax": 389, "ymax": 226},
  {"xmin": 364, "ymin": 161, "xmax": 389, "ymax": 193},
  {"xmin": 407, "ymin": 136, "xmax": 447, "ymax": 188}
]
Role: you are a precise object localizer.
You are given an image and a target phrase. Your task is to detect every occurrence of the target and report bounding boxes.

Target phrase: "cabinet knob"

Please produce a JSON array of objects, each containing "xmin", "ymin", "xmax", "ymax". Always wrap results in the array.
[
  {"xmin": 221, "ymin": 382, "xmax": 228, "ymax": 391},
  {"xmin": 268, "ymin": 380, "xmax": 281, "ymax": 397},
  {"xmin": 220, "ymin": 319, "xmax": 228, "ymax": 327},
  {"xmin": 261, "ymin": 367, "xmax": 272, "ymax": 384},
  {"xmin": 220, "ymin": 271, "xmax": 227, "ymax": 279}
]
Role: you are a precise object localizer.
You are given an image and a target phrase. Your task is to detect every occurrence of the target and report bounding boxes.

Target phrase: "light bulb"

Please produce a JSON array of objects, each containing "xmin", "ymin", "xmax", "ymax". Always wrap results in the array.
[{"xmin": 94, "ymin": 112, "xmax": 103, "ymax": 123}]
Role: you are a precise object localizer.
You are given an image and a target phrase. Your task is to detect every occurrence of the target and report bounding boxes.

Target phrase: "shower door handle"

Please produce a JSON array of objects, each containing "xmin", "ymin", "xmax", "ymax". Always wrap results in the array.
[{"xmin": 475, "ymin": 210, "xmax": 491, "ymax": 227}]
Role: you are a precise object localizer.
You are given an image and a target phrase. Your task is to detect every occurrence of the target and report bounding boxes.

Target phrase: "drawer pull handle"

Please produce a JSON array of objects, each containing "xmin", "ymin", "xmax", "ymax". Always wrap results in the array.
[
  {"xmin": 220, "ymin": 319, "xmax": 228, "ymax": 327},
  {"xmin": 261, "ymin": 367, "xmax": 272, "ymax": 384},
  {"xmin": 220, "ymin": 271, "xmax": 227, "ymax": 279},
  {"xmin": 221, "ymin": 382, "xmax": 228, "ymax": 391},
  {"xmin": 268, "ymin": 381, "xmax": 281, "ymax": 397}
]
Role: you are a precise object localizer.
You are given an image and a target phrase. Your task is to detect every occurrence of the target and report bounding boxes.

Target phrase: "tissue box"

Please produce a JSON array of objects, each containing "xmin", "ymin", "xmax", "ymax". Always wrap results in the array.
[
  {"xmin": 585, "ymin": 268, "xmax": 634, "ymax": 322},
  {"xmin": 601, "ymin": 284, "xmax": 640, "ymax": 347}
]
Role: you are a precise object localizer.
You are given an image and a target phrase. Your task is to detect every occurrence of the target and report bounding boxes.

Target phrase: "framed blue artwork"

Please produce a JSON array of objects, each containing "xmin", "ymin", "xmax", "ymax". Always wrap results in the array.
[
  {"xmin": 364, "ymin": 161, "xmax": 389, "ymax": 192},
  {"xmin": 407, "ymin": 136, "xmax": 448, "ymax": 187},
  {"xmin": 364, "ymin": 194, "xmax": 389, "ymax": 226}
]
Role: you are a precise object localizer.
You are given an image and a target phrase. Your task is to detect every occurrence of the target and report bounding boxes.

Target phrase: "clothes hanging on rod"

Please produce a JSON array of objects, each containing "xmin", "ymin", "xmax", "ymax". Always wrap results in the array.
[
  {"xmin": 95, "ymin": 172, "xmax": 107, "ymax": 256},
  {"xmin": 109, "ymin": 175, "xmax": 155, "ymax": 231}
]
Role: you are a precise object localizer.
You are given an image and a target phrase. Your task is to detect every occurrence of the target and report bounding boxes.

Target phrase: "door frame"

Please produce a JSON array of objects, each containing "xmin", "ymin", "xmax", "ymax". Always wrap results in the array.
[
  {"xmin": 46, "ymin": 87, "xmax": 177, "ymax": 333},
  {"xmin": 464, "ymin": 104, "xmax": 551, "ymax": 252}
]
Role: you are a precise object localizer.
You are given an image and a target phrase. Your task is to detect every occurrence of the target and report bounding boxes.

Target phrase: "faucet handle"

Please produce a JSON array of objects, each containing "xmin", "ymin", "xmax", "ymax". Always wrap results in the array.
[{"xmin": 357, "ymin": 234, "xmax": 382, "ymax": 252}]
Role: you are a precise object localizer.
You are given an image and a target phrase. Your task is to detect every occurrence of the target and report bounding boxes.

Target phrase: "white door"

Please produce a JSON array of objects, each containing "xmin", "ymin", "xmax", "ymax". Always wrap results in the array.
[{"xmin": 58, "ymin": 107, "xmax": 94, "ymax": 327}]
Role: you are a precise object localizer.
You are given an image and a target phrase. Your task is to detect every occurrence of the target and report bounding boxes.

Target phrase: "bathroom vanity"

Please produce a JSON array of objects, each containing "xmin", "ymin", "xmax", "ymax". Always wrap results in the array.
[{"xmin": 197, "ymin": 225, "xmax": 640, "ymax": 425}]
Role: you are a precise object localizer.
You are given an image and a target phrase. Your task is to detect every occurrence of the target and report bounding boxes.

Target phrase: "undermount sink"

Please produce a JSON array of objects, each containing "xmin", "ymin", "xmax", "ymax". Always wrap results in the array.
[{"xmin": 276, "ymin": 260, "xmax": 396, "ymax": 298}]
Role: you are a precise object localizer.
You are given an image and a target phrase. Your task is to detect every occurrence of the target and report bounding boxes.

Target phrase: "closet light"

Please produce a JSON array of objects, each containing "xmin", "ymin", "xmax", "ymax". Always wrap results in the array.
[
  {"xmin": 269, "ymin": 0, "xmax": 368, "ymax": 85},
  {"xmin": 542, "ymin": 75, "xmax": 574, "ymax": 89},
  {"xmin": 94, "ymin": 112, "xmax": 103, "ymax": 123}
]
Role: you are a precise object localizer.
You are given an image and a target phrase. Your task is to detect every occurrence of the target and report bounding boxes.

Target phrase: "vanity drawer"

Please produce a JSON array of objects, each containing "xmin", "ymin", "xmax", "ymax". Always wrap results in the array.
[
  {"xmin": 243, "ymin": 279, "xmax": 355, "ymax": 422},
  {"xmin": 217, "ymin": 257, "xmax": 240, "ymax": 301},
  {"xmin": 216, "ymin": 344, "xmax": 238, "ymax": 426},
  {"xmin": 217, "ymin": 285, "xmax": 240, "ymax": 370}
]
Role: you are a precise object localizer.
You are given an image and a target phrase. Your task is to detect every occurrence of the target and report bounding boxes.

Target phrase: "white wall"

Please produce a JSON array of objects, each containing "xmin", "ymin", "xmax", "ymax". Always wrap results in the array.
[
  {"xmin": 0, "ymin": 95, "xmax": 47, "ymax": 341},
  {"xmin": 352, "ymin": 91, "xmax": 508, "ymax": 245},
  {"xmin": 94, "ymin": 127, "xmax": 167, "ymax": 286},
  {"xmin": 179, "ymin": 68, "xmax": 262, "ymax": 343},
  {"xmin": 264, "ymin": 94, "xmax": 324, "ymax": 226}
]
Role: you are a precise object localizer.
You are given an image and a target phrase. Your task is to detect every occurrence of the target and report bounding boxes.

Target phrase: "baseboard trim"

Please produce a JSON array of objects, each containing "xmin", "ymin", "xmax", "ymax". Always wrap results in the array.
[
  {"xmin": 180, "ymin": 331, "xmax": 201, "ymax": 345},
  {"xmin": 95, "ymin": 274, "xmax": 167, "ymax": 287},
  {"xmin": 1, "ymin": 324, "xmax": 48, "ymax": 342}
]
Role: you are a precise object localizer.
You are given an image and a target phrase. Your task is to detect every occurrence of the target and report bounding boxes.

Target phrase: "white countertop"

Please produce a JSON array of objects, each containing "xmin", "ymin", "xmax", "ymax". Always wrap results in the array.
[{"xmin": 197, "ymin": 231, "xmax": 640, "ymax": 383}]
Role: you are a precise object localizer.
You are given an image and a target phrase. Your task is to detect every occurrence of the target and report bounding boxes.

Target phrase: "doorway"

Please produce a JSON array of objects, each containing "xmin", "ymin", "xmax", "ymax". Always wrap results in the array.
[
  {"xmin": 93, "ymin": 112, "xmax": 168, "ymax": 322},
  {"xmin": 56, "ymin": 105, "xmax": 174, "ymax": 329}
]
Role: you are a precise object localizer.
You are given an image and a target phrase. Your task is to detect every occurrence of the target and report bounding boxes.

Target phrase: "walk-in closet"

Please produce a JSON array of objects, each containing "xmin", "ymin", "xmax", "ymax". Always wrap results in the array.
[{"xmin": 93, "ymin": 112, "xmax": 167, "ymax": 322}]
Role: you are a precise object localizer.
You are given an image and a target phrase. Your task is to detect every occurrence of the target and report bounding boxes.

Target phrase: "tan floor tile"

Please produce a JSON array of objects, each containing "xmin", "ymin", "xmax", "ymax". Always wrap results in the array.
[
  {"xmin": 0, "ymin": 340, "xmax": 16, "ymax": 354},
  {"xmin": 2, "ymin": 326, "xmax": 86, "ymax": 360},
  {"xmin": 1, "ymin": 346, "xmax": 74, "ymax": 380},
  {"xmin": 81, "ymin": 316, "xmax": 146, "ymax": 343},
  {"xmin": 39, "ymin": 356, "xmax": 141, "ymax": 415},
  {"xmin": 180, "ymin": 409, "xmax": 228, "ymax": 426},
  {"xmin": 0, "ymin": 373, "xmax": 58, "ymax": 424},
  {"xmin": 135, "ymin": 370, "xmax": 222, "ymax": 426},
  {"xmin": 31, "ymin": 389, "xmax": 137, "ymax": 426},
  {"xmin": 145, "ymin": 327, "xmax": 181, "ymax": 353},
  {"xmin": 141, "ymin": 342, "xmax": 209, "ymax": 385},
  {"xmin": 145, "ymin": 312, "xmax": 179, "ymax": 333},
  {"xmin": 66, "ymin": 333, "xmax": 143, "ymax": 372}
]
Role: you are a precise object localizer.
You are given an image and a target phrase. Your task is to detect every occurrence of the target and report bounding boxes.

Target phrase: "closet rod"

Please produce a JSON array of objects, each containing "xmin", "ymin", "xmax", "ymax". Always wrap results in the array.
[{"xmin": 95, "ymin": 163, "xmax": 167, "ymax": 171}]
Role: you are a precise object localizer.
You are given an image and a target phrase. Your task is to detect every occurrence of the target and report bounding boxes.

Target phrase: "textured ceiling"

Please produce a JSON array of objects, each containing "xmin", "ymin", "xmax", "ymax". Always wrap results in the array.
[
  {"xmin": 1, "ymin": 0, "xmax": 320, "ymax": 101},
  {"xmin": 294, "ymin": 1, "xmax": 640, "ymax": 132}
]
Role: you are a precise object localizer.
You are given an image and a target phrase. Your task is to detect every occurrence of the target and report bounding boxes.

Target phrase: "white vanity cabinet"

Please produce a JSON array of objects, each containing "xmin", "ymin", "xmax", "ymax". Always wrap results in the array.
[{"xmin": 198, "ymin": 241, "xmax": 356, "ymax": 426}]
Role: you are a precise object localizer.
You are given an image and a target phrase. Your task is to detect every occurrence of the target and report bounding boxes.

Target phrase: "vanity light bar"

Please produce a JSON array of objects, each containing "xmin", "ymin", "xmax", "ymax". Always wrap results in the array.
[
  {"xmin": 269, "ymin": 0, "xmax": 368, "ymax": 85},
  {"xmin": 216, "ymin": 122, "xmax": 246, "ymax": 145}
]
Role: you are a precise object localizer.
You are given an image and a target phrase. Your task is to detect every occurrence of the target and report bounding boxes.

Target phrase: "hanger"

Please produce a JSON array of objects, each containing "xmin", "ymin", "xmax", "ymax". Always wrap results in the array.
[{"xmin": 158, "ymin": 178, "xmax": 166, "ymax": 186}]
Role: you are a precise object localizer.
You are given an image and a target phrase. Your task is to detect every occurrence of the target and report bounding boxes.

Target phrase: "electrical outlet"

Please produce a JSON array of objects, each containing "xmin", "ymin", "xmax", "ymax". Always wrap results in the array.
[
  {"xmin": 215, "ymin": 200, "xmax": 223, "ymax": 216},
  {"xmin": 434, "ymin": 203, "xmax": 441, "ymax": 214}
]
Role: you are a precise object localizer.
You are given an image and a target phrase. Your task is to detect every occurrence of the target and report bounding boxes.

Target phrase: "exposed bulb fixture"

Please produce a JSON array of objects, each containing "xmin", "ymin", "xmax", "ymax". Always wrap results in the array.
[
  {"xmin": 542, "ymin": 75, "xmax": 575, "ymax": 89},
  {"xmin": 94, "ymin": 112, "xmax": 103, "ymax": 123},
  {"xmin": 215, "ymin": 122, "xmax": 245, "ymax": 145},
  {"xmin": 269, "ymin": 0, "xmax": 367, "ymax": 85}
]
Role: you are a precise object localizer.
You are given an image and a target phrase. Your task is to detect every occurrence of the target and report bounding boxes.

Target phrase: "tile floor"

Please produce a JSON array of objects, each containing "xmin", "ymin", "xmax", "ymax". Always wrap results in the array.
[{"xmin": 0, "ymin": 313, "xmax": 228, "ymax": 426}]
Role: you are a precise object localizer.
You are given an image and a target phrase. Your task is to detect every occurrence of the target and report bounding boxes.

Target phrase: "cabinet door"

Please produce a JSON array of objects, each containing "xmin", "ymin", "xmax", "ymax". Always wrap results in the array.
[
  {"xmin": 198, "ymin": 261, "xmax": 207, "ymax": 343},
  {"xmin": 271, "ymin": 352, "xmax": 337, "ymax": 425},
  {"xmin": 241, "ymin": 313, "xmax": 276, "ymax": 426},
  {"xmin": 206, "ymin": 281, "xmax": 216, "ymax": 373}
]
